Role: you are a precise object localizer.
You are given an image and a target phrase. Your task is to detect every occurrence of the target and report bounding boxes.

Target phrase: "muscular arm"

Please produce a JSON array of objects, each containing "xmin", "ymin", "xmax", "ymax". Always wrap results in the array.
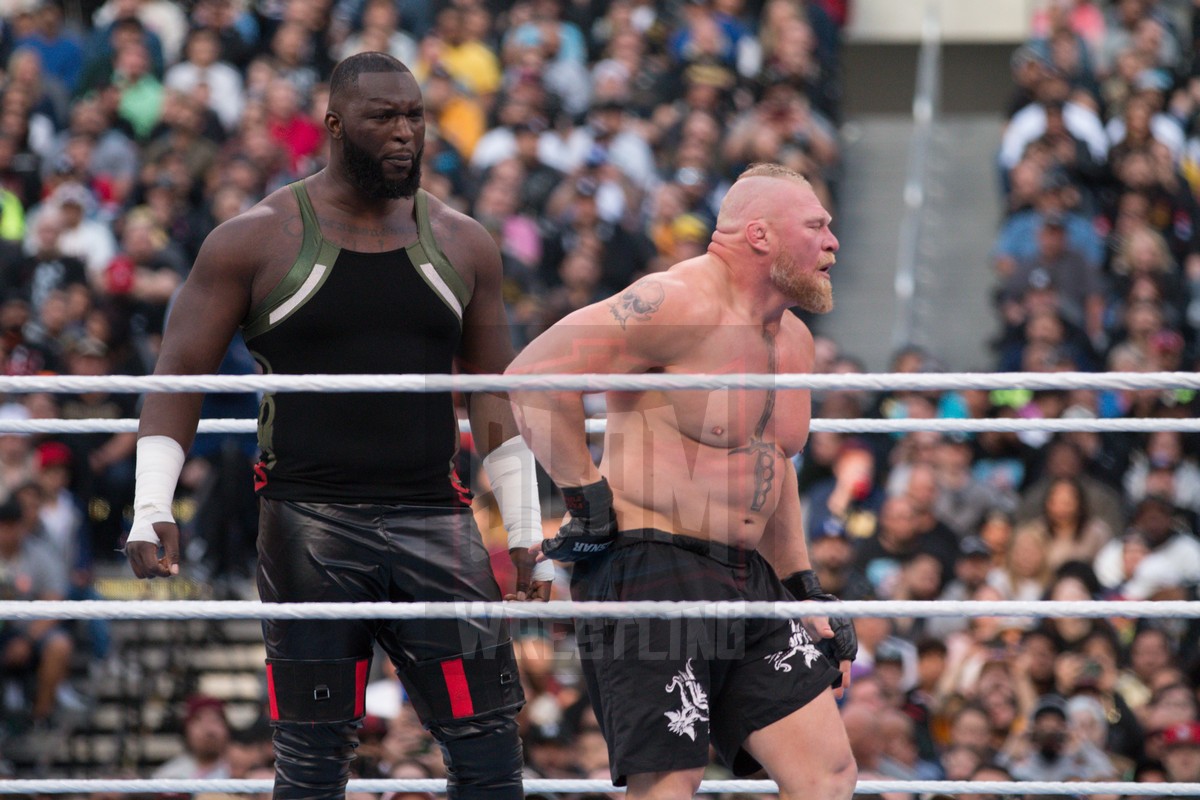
[
  {"xmin": 450, "ymin": 212, "xmax": 521, "ymax": 456},
  {"xmin": 138, "ymin": 216, "xmax": 259, "ymax": 445},
  {"xmin": 506, "ymin": 274, "xmax": 709, "ymax": 489},
  {"xmin": 128, "ymin": 212, "xmax": 259, "ymax": 578},
  {"xmin": 448, "ymin": 207, "xmax": 552, "ymax": 597}
]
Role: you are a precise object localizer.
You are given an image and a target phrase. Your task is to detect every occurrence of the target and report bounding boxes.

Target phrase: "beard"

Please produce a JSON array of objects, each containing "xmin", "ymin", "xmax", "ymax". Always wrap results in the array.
[
  {"xmin": 771, "ymin": 249, "xmax": 834, "ymax": 313},
  {"xmin": 342, "ymin": 132, "xmax": 423, "ymax": 200}
]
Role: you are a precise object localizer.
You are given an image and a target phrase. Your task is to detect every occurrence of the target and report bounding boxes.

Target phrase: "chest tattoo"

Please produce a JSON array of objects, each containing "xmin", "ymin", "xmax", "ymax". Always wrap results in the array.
[{"xmin": 730, "ymin": 329, "xmax": 778, "ymax": 512}]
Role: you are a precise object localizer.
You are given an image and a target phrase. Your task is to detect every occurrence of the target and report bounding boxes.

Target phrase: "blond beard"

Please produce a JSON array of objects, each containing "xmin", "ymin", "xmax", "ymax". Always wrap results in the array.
[{"xmin": 771, "ymin": 250, "xmax": 833, "ymax": 313}]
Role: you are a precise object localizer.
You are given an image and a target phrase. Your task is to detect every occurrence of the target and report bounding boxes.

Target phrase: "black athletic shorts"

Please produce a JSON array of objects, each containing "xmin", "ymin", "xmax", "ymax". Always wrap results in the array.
[
  {"xmin": 571, "ymin": 529, "xmax": 841, "ymax": 785},
  {"xmin": 256, "ymin": 499, "xmax": 520, "ymax": 720}
]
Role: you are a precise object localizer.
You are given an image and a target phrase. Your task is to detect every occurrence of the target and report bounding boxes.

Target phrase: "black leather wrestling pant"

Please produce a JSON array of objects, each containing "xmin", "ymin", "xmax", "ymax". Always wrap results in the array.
[{"xmin": 257, "ymin": 499, "xmax": 525, "ymax": 800}]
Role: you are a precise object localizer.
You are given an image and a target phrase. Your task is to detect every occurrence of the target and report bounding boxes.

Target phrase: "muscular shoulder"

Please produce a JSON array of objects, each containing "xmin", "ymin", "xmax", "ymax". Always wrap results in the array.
[
  {"xmin": 607, "ymin": 265, "xmax": 723, "ymax": 331},
  {"xmin": 780, "ymin": 311, "xmax": 816, "ymax": 367},
  {"xmin": 198, "ymin": 187, "xmax": 298, "ymax": 267},
  {"xmin": 424, "ymin": 191, "xmax": 497, "ymax": 275}
]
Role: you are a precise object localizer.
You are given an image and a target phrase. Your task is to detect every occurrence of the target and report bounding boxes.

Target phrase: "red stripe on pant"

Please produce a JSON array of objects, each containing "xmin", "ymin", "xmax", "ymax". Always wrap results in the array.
[
  {"xmin": 266, "ymin": 663, "xmax": 279, "ymax": 721},
  {"xmin": 354, "ymin": 659, "xmax": 368, "ymax": 717},
  {"xmin": 441, "ymin": 658, "xmax": 475, "ymax": 718},
  {"xmin": 264, "ymin": 659, "xmax": 369, "ymax": 721}
]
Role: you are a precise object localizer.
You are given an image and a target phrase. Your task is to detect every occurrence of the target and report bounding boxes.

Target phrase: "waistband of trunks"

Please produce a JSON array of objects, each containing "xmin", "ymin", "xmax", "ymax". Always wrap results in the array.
[{"xmin": 614, "ymin": 528, "xmax": 756, "ymax": 568}]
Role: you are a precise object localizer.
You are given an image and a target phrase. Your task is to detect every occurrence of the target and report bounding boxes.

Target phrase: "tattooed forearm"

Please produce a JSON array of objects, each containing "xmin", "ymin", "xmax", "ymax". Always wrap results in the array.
[{"xmin": 609, "ymin": 280, "xmax": 666, "ymax": 329}]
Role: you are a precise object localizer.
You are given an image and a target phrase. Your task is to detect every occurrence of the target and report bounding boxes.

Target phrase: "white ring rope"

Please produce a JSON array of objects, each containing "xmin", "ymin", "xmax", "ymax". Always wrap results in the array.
[
  {"xmin": 0, "ymin": 370, "xmax": 1198, "ymax": 394},
  {"xmin": 5, "ymin": 599, "xmax": 1199, "ymax": 620},
  {"xmin": 5, "ymin": 416, "xmax": 1200, "ymax": 435},
  {"xmin": 0, "ymin": 779, "xmax": 1196, "ymax": 795}
]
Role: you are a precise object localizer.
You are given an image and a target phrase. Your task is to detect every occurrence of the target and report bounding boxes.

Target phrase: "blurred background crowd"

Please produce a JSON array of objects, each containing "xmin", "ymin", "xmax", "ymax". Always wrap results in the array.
[{"xmin": 0, "ymin": 0, "xmax": 1196, "ymax": 798}]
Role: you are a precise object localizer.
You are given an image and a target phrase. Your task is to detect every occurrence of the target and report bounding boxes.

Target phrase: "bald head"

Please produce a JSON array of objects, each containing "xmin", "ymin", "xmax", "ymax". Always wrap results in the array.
[
  {"xmin": 329, "ymin": 51, "xmax": 410, "ymax": 106},
  {"xmin": 715, "ymin": 163, "xmax": 813, "ymax": 231}
]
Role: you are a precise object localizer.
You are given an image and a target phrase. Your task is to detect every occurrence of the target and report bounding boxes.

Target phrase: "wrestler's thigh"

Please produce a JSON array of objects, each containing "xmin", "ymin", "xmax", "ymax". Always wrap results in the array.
[
  {"xmin": 256, "ymin": 499, "xmax": 382, "ymax": 659},
  {"xmin": 375, "ymin": 507, "xmax": 508, "ymax": 666},
  {"xmin": 742, "ymin": 690, "xmax": 855, "ymax": 790}
]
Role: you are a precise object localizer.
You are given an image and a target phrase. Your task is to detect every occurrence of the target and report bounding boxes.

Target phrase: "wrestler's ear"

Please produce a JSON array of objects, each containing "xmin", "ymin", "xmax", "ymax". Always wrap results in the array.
[
  {"xmin": 745, "ymin": 220, "xmax": 770, "ymax": 255},
  {"xmin": 325, "ymin": 110, "xmax": 343, "ymax": 139}
]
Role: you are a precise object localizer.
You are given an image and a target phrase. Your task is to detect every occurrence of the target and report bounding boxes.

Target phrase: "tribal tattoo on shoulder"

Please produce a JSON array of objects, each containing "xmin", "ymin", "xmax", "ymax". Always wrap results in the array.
[
  {"xmin": 609, "ymin": 280, "xmax": 666, "ymax": 329},
  {"xmin": 731, "ymin": 329, "xmax": 779, "ymax": 512}
]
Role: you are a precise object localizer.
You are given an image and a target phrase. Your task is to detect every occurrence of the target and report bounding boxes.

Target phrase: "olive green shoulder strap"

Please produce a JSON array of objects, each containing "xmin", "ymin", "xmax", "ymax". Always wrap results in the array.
[
  {"xmin": 405, "ymin": 189, "xmax": 470, "ymax": 323},
  {"xmin": 242, "ymin": 181, "xmax": 341, "ymax": 340}
]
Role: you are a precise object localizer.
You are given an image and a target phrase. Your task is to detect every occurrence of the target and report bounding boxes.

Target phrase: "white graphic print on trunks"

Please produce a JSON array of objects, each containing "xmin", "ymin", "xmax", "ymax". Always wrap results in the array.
[
  {"xmin": 664, "ymin": 658, "xmax": 710, "ymax": 740},
  {"xmin": 764, "ymin": 620, "xmax": 823, "ymax": 672}
]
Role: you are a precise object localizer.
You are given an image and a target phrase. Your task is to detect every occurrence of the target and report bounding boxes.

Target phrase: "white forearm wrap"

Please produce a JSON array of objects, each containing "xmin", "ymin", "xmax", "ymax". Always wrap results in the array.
[
  {"xmin": 127, "ymin": 435, "xmax": 185, "ymax": 547},
  {"xmin": 482, "ymin": 435, "xmax": 554, "ymax": 582}
]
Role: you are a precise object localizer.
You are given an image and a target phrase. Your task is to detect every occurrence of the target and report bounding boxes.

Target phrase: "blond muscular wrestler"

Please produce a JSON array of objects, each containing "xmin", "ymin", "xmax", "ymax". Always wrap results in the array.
[{"xmin": 507, "ymin": 163, "xmax": 858, "ymax": 800}]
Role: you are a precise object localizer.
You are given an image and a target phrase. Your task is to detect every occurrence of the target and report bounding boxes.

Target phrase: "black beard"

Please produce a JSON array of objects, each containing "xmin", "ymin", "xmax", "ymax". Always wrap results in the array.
[{"xmin": 342, "ymin": 133, "xmax": 422, "ymax": 200}]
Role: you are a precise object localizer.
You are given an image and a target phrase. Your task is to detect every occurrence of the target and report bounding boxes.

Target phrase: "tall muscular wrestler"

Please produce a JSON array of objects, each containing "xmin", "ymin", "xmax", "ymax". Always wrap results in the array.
[
  {"xmin": 508, "ymin": 164, "xmax": 859, "ymax": 800},
  {"xmin": 126, "ymin": 53, "xmax": 551, "ymax": 800}
]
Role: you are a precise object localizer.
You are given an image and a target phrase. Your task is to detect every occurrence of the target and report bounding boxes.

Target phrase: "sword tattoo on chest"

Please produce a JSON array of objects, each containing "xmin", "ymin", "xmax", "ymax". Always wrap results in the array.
[{"xmin": 731, "ymin": 329, "xmax": 777, "ymax": 512}]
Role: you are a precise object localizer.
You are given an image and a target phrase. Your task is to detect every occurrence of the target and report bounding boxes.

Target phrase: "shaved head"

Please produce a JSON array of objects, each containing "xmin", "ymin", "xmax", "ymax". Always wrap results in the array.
[
  {"xmin": 710, "ymin": 162, "xmax": 834, "ymax": 313},
  {"xmin": 715, "ymin": 163, "xmax": 813, "ymax": 232},
  {"xmin": 329, "ymin": 51, "xmax": 410, "ymax": 106}
]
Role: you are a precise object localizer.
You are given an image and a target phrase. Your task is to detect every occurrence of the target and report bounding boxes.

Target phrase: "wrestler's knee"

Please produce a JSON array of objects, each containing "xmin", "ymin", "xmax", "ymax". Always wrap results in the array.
[
  {"xmin": 777, "ymin": 751, "xmax": 857, "ymax": 800},
  {"xmin": 428, "ymin": 709, "xmax": 524, "ymax": 800},
  {"xmin": 272, "ymin": 721, "xmax": 360, "ymax": 800}
]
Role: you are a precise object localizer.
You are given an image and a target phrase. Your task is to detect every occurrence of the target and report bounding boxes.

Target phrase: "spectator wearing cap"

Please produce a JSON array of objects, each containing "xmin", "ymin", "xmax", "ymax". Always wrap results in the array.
[
  {"xmin": 152, "ymin": 694, "xmax": 232, "ymax": 780},
  {"xmin": 927, "ymin": 536, "xmax": 995, "ymax": 639},
  {"xmin": 808, "ymin": 515, "xmax": 873, "ymax": 602},
  {"xmin": 1094, "ymin": 493, "xmax": 1200, "ymax": 599},
  {"xmin": 539, "ymin": 173, "xmax": 653, "ymax": 296},
  {"xmin": 1160, "ymin": 720, "xmax": 1200, "ymax": 782},
  {"xmin": 1002, "ymin": 210, "xmax": 1106, "ymax": 347},
  {"xmin": 30, "ymin": 439, "xmax": 78, "ymax": 566},
  {"xmin": 559, "ymin": 96, "xmax": 655, "ymax": 192},
  {"xmin": 932, "ymin": 437, "xmax": 1014, "ymax": 539},
  {"xmin": 0, "ymin": 494, "xmax": 73, "ymax": 730},
  {"xmin": 1002, "ymin": 693, "xmax": 1116, "ymax": 780},
  {"xmin": 39, "ymin": 180, "xmax": 115, "ymax": 283},
  {"xmin": 993, "ymin": 166, "xmax": 1104, "ymax": 277}
]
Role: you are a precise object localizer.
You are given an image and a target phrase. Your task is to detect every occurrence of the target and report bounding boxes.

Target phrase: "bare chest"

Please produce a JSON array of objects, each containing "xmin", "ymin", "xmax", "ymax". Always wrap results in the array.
[{"xmin": 622, "ymin": 327, "xmax": 812, "ymax": 455}]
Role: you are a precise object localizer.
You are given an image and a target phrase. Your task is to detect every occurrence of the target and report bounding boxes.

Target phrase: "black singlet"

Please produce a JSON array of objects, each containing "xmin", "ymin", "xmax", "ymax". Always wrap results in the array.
[{"xmin": 242, "ymin": 181, "xmax": 472, "ymax": 505}]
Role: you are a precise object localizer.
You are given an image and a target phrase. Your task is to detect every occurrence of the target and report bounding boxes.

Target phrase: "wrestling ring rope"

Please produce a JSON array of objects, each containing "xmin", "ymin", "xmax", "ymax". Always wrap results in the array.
[{"xmin": 4, "ymin": 371, "xmax": 1199, "ymax": 796}]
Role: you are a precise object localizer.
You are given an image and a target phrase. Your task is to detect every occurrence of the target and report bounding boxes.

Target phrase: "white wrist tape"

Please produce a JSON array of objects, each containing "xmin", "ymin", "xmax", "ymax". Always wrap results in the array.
[
  {"xmin": 483, "ymin": 435, "xmax": 554, "ymax": 581},
  {"xmin": 127, "ymin": 435, "xmax": 185, "ymax": 547}
]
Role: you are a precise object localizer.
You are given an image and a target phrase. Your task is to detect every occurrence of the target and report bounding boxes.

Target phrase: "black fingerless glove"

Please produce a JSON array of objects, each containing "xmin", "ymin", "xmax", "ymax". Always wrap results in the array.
[
  {"xmin": 782, "ymin": 569, "xmax": 858, "ymax": 670},
  {"xmin": 541, "ymin": 478, "xmax": 618, "ymax": 562}
]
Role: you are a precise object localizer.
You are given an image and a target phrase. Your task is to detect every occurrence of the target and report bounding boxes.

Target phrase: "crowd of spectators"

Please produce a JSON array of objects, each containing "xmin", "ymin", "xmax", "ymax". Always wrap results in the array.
[{"xmin": 0, "ymin": 0, "xmax": 1197, "ymax": 798}]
